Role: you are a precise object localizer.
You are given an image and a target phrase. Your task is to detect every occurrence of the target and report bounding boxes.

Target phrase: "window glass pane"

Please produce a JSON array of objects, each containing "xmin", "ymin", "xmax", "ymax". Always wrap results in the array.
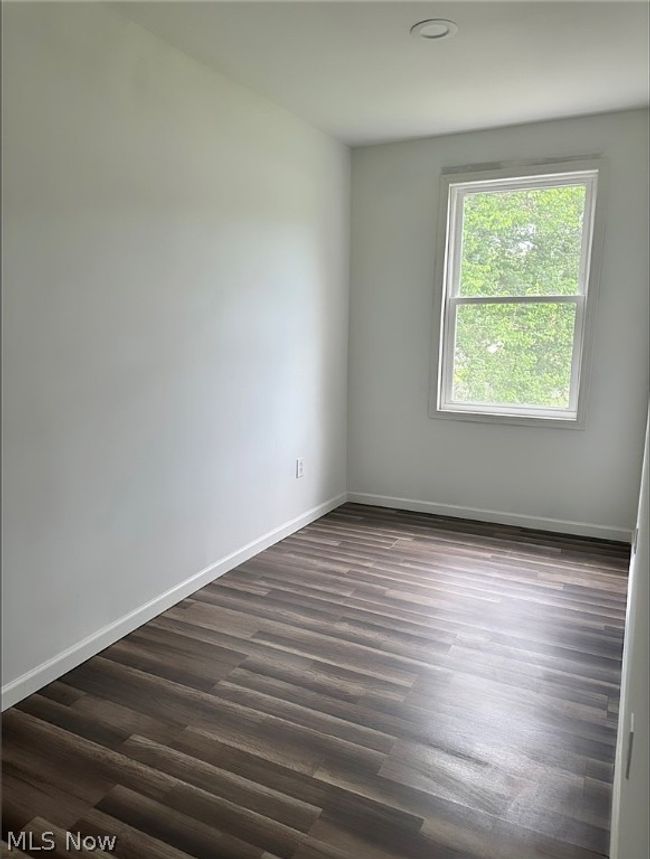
[
  {"xmin": 458, "ymin": 184, "xmax": 586, "ymax": 297},
  {"xmin": 452, "ymin": 302, "xmax": 577, "ymax": 409}
]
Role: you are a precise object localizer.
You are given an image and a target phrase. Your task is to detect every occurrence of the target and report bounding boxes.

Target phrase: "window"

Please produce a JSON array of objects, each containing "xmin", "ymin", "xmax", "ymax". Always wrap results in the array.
[{"xmin": 431, "ymin": 160, "xmax": 601, "ymax": 426}]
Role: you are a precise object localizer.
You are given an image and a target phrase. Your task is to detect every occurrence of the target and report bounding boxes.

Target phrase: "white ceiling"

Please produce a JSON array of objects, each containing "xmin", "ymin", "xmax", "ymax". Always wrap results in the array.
[{"xmin": 122, "ymin": 1, "xmax": 650, "ymax": 145}]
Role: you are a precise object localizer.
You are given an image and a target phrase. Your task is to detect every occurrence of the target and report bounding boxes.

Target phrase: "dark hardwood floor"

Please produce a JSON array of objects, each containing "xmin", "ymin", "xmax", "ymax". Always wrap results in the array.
[{"xmin": 2, "ymin": 503, "xmax": 630, "ymax": 859}]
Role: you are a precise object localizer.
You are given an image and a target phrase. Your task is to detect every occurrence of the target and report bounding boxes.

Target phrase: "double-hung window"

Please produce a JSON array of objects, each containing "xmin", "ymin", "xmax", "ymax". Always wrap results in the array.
[{"xmin": 432, "ymin": 160, "xmax": 601, "ymax": 426}]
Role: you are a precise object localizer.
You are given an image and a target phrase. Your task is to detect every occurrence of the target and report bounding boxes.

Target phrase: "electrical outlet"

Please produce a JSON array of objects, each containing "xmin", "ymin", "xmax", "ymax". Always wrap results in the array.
[{"xmin": 295, "ymin": 458, "xmax": 304, "ymax": 479}]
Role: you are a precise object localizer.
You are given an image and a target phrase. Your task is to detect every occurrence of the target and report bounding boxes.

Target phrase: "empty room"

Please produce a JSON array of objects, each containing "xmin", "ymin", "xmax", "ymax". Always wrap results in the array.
[{"xmin": 1, "ymin": 2, "xmax": 649, "ymax": 858}]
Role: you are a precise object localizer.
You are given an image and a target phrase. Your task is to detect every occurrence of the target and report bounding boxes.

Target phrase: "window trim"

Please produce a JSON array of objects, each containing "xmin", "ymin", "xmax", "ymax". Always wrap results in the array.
[{"xmin": 429, "ymin": 157, "xmax": 605, "ymax": 429}]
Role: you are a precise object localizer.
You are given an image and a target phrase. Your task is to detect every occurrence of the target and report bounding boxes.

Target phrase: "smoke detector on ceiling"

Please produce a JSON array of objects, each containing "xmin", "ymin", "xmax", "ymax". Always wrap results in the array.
[{"xmin": 410, "ymin": 19, "xmax": 458, "ymax": 41}]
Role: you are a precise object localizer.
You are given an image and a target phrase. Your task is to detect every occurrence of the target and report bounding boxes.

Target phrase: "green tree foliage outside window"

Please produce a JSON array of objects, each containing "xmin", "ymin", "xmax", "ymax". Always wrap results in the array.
[{"xmin": 452, "ymin": 185, "xmax": 586, "ymax": 408}]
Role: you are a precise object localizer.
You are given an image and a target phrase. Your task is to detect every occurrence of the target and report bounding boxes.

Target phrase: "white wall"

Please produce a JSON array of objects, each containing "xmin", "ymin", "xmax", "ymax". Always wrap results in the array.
[
  {"xmin": 349, "ymin": 110, "xmax": 649, "ymax": 539},
  {"xmin": 1, "ymin": 3, "xmax": 349, "ymax": 701},
  {"xmin": 610, "ymin": 408, "xmax": 649, "ymax": 859}
]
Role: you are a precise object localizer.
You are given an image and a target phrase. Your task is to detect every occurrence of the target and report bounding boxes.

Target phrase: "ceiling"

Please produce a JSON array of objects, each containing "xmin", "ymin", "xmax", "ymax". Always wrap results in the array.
[{"xmin": 121, "ymin": 1, "xmax": 650, "ymax": 146}]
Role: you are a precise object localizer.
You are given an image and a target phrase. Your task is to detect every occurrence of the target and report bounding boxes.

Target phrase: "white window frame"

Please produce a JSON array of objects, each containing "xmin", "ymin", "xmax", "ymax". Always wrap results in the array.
[{"xmin": 429, "ymin": 158, "xmax": 604, "ymax": 429}]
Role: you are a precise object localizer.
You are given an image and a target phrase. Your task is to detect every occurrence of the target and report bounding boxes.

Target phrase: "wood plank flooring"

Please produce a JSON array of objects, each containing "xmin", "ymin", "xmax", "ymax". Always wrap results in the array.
[{"xmin": 2, "ymin": 503, "xmax": 630, "ymax": 859}]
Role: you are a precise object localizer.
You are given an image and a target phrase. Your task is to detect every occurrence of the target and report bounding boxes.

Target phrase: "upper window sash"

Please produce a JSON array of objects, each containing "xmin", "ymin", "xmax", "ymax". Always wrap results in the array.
[{"xmin": 444, "ymin": 170, "xmax": 599, "ymax": 301}]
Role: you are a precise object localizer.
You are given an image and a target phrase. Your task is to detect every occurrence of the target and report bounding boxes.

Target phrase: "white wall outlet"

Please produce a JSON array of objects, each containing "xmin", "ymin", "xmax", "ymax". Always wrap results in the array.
[{"xmin": 295, "ymin": 457, "xmax": 304, "ymax": 479}]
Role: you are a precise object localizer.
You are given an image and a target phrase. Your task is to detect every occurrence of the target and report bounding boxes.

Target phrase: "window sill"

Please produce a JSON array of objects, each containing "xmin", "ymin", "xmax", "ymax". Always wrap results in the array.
[{"xmin": 429, "ymin": 405, "xmax": 585, "ymax": 430}]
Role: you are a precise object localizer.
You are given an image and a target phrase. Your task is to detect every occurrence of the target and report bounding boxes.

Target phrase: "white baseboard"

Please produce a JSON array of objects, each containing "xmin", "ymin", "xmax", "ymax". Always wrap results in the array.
[
  {"xmin": 1, "ymin": 492, "xmax": 347, "ymax": 711},
  {"xmin": 348, "ymin": 491, "xmax": 632, "ymax": 543}
]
